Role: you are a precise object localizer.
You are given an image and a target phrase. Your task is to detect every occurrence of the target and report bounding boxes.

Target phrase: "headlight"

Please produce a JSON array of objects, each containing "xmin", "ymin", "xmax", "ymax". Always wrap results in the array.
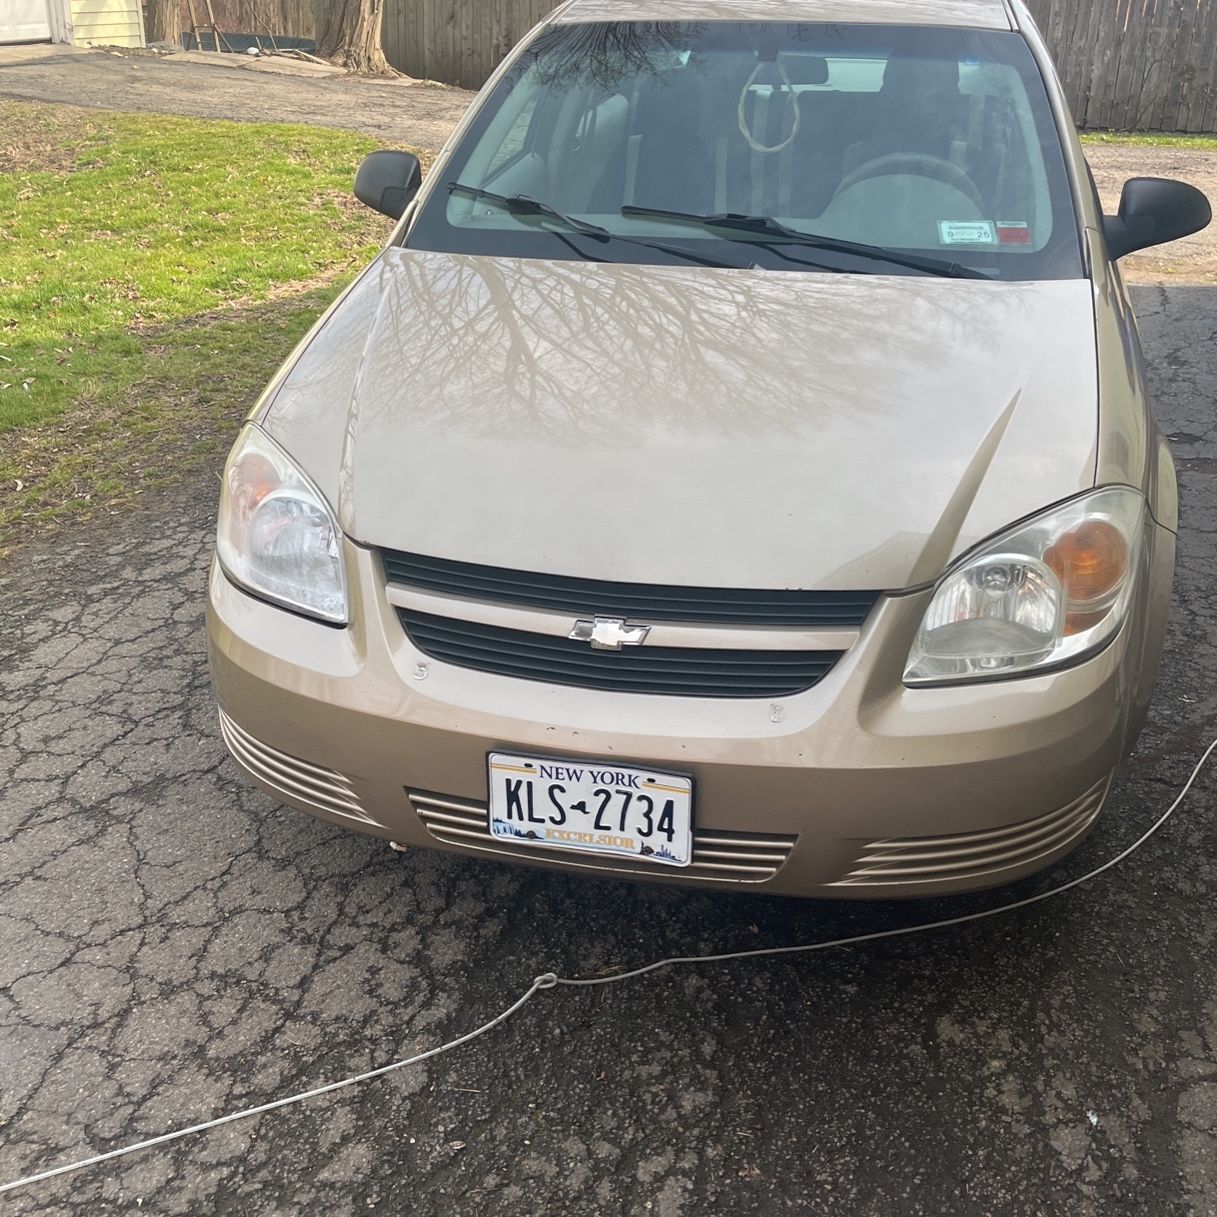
[
  {"xmin": 216, "ymin": 425, "xmax": 348, "ymax": 625},
  {"xmin": 904, "ymin": 487, "xmax": 1146, "ymax": 685}
]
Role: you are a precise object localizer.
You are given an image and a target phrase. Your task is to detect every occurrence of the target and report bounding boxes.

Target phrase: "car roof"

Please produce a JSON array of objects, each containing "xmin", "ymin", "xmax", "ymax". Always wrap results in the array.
[{"xmin": 552, "ymin": 0, "xmax": 1014, "ymax": 31}]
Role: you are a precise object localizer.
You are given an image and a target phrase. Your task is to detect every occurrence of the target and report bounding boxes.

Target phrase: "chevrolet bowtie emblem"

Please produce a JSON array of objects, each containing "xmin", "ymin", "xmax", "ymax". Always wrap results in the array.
[{"xmin": 569, "ymin": 617, "xmax": 652, "ymax": 651}]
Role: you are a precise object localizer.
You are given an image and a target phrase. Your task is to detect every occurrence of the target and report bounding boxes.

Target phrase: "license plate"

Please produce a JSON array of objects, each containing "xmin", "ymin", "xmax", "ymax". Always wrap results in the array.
[{"xmin": 487, "ymin": 753, "xmax": 693, "ymax": 867}]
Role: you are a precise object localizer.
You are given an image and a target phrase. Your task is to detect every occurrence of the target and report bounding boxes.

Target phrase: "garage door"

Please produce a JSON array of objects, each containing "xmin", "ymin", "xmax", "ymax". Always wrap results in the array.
[{"xmin": 0, "ymin": 0, "xmax": 52, "ymax": 43}]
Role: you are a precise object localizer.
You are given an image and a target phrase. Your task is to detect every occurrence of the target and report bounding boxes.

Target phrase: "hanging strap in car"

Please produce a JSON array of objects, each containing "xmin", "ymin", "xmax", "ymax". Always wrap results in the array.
[{"xmin": 750, "ymin": 86, "xmax": 770, "ymax": 215}]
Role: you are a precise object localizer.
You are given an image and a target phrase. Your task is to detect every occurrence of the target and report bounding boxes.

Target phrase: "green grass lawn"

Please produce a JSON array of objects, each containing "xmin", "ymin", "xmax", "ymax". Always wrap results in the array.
[
  {"xmin": 0, "ymin": 100, "xmax": 399, "ymax": 549},
  {"xmin": 1080, "ymin": 131, "xmax": 1217, "ymax": 150}
]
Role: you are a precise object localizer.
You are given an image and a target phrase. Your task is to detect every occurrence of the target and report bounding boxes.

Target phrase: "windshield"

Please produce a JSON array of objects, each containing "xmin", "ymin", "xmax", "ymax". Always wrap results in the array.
[{"xmin": 406, "ymin": 21, "xmax": 1083, "ymax": 281}]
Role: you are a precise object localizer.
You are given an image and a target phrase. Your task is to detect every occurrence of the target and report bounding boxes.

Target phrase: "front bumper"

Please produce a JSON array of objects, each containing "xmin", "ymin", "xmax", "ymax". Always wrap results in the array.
[{"xmin": 206, "ymin": 535, "xmax": 1170, "ymax": 899}]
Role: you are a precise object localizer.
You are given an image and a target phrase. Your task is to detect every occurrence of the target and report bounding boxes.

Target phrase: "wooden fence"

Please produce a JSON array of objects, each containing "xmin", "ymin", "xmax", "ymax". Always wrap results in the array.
[
  {"xmin": 1025, "ymin": 0, "xmax": 1217, "ymax": 134},
  {"xmin": 382, "ymin": 0, "xmax": 553, "ymax": 87},
  {"xmin": 371, "ymin": 0, "xmax": 1217, "ymax": 133}
]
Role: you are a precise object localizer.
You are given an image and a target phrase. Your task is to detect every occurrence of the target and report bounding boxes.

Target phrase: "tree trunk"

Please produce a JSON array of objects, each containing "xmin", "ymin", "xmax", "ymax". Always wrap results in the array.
[
  {"xmin": 146, "ymin": 0, "xmax": 183, "ymax": 45},
  {"xmin": 315, "ymin": 0, "xmax": 394, "ymax": 75}
]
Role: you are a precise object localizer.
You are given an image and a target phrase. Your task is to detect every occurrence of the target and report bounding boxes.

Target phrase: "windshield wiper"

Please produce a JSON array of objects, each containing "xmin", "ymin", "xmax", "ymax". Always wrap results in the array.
[
  {"xmin": 450, "ymin": 182, "xmax": 612, "ymax": 238},
  {"xmin": 620, "ymin": 206, "xmax": 993, "ymax": 280},
  {"xmin": 448, "ymin": 182, "xmax": 613, "ymax": 264},
  {"xmin": 446, "ymin": 182, "xmax": 749, "ymax": 270}
]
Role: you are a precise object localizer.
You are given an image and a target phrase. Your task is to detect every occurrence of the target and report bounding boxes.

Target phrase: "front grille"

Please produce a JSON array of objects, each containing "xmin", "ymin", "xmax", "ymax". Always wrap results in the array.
[
  {"xmin": 381, "ymin": 550, "xmax": 878, "ymax": 627},
  {"xmin": 218, "ymin": 708, "xmax": 379, "ymax": 828},
  {"xmin": 409, "ymin": 790, "xmax": 797, "ymax": 883},
  {"xmin": 829, "ymin": 776, "xmax": 1111, "ymax": 889},
  {"xmin": 399, "ymin": 609, "xmax": 842, "ymax": 698}
]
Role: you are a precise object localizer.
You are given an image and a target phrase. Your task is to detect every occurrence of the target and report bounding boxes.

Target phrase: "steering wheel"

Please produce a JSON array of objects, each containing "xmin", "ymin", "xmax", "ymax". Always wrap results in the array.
[{"xmin": 831, "ymin": 153, "xmax": 986, "ymax": 213}]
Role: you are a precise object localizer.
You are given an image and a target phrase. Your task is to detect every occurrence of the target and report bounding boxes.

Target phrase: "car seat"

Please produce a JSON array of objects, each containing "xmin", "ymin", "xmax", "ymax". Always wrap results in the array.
[{"xmin": 844, "ymin": 52, "xmax": 969, "ymax": 175}]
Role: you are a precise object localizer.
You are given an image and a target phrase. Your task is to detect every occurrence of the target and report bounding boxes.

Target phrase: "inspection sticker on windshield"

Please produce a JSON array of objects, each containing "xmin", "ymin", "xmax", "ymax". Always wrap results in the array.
[
  {"xmin": 938, "ymin": 220, "xmax": 998, "ymax": 246},
  {"xmin": 487, "ymin": 753, "xmax": 693, "ymax": 867}
]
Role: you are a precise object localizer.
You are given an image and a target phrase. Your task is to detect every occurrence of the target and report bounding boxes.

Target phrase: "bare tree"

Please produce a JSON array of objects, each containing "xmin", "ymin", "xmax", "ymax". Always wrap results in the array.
[
  {"xmin": 315, "ymin": 0, "xmax": 394, "ymax": 75},
  {"xmin": 146, "ymin": 0, "xmax": 182, "ymax": 45},
  {"xmin": 249, "ymin": 0, "xmax": 316, "ymax": 38}
]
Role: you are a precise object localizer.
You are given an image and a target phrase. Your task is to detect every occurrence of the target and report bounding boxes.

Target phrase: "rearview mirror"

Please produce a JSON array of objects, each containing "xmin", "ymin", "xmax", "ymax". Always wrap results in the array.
[
  {"xmin": 1103, "ymin": 177, "xmax": 1211, "ymax": 260},
  {"xmin": 355, "ymin": 151, "xmax": 423, "ymax": 220}
]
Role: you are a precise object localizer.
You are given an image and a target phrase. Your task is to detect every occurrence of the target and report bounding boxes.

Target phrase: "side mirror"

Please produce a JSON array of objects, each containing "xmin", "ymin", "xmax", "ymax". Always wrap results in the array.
[
  {"xmin": 355, "ymin": 151, "xmax": 423, "ymax": 220},
  {"xmin": 1103, "ymin": 177, "xmax": 1211, "ymax": 260}
]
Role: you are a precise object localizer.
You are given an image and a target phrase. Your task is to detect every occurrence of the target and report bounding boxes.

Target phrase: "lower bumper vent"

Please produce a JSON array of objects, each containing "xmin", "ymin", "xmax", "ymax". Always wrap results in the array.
[
  {"xmin": 218, "ymin": 708, "xmax": 377, "ymax": 828},
  {"xmin": 830, "ymin": 776, "xmax": 1111, "ymax": 889},
  {"xmin": 408, "ymin": 789, "xmax": 796, "ymax": 884}
]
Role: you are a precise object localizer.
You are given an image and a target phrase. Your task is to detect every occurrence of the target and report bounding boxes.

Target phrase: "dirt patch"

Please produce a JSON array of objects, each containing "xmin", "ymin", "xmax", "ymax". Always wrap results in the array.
[
  {"xmin": 0, "ymin": 103, "xmax": 109, "ymax": 174},
  {"xmin": 1085, "ymin": 144, "xmax": 1217, "ymax": 283}
]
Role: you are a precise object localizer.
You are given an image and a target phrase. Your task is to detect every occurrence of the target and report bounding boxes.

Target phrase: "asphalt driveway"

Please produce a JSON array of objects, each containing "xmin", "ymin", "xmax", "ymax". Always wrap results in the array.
[
  {"xmin": 0, "ymin": 44, "xmax": 474, "ymax": 152},
  {"xmin": 1, "ymin": 282, "xmax": 1216, "ymax": 1215}
]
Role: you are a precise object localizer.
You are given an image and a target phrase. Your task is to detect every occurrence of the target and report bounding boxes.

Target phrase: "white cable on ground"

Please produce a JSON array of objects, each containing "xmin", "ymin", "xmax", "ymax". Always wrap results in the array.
[{"xmin": 3, "ymin": 736, "xmax": 1215, "ymax": 1197}]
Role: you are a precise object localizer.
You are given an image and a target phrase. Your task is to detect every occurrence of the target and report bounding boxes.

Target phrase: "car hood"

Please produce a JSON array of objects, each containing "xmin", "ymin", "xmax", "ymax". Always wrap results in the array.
[{"xmin": 263, "ymin": 248, "xmax": 1098, "ymax": 591}]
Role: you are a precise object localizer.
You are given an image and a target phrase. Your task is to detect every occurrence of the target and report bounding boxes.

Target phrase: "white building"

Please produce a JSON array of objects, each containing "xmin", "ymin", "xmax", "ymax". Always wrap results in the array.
[{"xmin": 0, "ymin": 0, "xmax": 147, "ymax": 49}]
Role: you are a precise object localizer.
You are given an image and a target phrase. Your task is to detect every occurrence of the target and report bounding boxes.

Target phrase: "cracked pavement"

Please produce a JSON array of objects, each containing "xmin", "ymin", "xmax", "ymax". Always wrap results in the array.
[{"xmin": 2, "ymin": 283, "xmax": 1216, "ymax": 1215}]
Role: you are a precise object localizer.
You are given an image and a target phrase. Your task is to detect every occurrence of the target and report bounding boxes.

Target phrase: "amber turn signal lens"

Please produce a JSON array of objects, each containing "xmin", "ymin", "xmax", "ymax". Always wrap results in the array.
[
  {"xmin": 1045, "ymin": 519, "xmax": 1129, "ymax": 635},
  {"xmin": 231, "ymin": 453, "xmax": 280, "ymax": 515}
]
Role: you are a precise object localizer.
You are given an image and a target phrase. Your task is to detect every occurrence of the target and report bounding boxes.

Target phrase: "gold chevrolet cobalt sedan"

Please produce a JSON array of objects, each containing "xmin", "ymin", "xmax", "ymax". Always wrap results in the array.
[{"xmin": 207, "ymin": 0, "xmax": 1211, "ymax": 897}]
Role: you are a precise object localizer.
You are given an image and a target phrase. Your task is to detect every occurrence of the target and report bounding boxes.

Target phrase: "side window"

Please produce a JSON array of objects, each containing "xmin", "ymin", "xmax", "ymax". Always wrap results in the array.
[
  {"xmin": 453, "ymin": 67, "xmax": 554, "ymax": 207},
  {"xmin": 956, "ymin": 62, "xmax": 1054, "ymax": 249},
  {"xmin": 551, "ymin": 88, "xmax": 630, "ymax": 212},
  {"xmin": 485, "ymin": 95, "xmax": 542, "ymax": 181}
]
